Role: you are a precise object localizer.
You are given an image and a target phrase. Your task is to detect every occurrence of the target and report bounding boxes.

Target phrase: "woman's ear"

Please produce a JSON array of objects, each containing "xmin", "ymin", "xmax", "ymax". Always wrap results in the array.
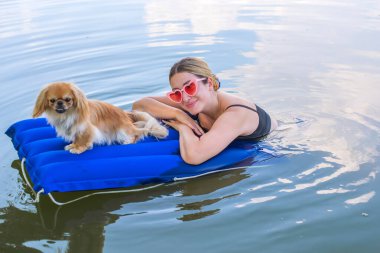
[
  {"xmin": 32, "ymin": 87, "xmax": 48, "ymax": 118},
  {"xmin": 207, "ymin": 77, "xmax": 213, "ymax": 91}
]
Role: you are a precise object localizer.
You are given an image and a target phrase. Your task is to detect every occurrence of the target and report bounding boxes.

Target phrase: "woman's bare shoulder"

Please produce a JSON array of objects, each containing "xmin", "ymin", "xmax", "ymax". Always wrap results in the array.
[{"xmin": 218, "ymin": 92, "xmax": 256, "ymax": 110}]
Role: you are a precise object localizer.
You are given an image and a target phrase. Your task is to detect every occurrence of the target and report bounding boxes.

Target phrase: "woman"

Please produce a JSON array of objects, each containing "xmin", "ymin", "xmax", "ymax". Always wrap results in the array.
[{"xmin": 133, "ymin": 57, "xmax": 277, "ymax": 165}]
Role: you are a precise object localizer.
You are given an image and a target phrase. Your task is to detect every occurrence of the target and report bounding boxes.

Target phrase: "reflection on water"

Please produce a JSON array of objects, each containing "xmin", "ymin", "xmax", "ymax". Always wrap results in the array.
[
  {"xmin": 345, "ymin": 191, "xmax": 376, "ymax": 205},
  {"xmin": 0, "ymin": 166, "xmax": 250, "ymax": 252},
  {"xmin": 0, "ymin": 0, "xmax": 379, "ymax": 252},
  {"xmin": 144, "ymin": 0, "xmax": 242, "ymax": 36}
]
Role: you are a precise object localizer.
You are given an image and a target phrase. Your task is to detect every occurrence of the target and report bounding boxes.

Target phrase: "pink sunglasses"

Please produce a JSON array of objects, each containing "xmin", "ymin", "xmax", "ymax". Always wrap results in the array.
[{"xmin": 167, "ymin": 78, "xmax": 206, "ymax": 103}]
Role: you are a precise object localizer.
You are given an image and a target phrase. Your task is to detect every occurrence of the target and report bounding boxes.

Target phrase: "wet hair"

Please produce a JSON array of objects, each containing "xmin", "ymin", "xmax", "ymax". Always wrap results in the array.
[{"xmin": 169, "ymin": 57, "xmax": 220, "ymax": 91}]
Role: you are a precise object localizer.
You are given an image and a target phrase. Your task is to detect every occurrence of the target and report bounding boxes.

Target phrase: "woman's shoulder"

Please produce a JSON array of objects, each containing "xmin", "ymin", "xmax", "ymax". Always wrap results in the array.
[{"xmin": 219, "ymin": 92, "xmax": 256, "ymax": 111}]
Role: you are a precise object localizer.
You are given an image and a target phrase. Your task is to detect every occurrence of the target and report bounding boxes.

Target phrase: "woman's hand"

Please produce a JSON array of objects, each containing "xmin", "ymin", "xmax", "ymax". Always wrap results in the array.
[
  {"xmin": 168, "ymin": 110, "xmax": 204, "ymax": 136},
  {"xmin": 133, "ymin": 96, "xmax": 204, "ymax": 136},
  {"xmin": 162, "ymin": 119, "xmax": 183, "ymax": 132},
  {"xmin": 163, "ymin": 118, "xmax": 204, "ymax": 137}
]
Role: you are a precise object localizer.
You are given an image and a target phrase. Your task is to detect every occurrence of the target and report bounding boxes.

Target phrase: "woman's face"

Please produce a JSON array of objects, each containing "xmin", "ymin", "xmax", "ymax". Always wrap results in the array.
[{"xmin": 169, "ymin": 72, "xmax": 211, "ymax": 115}]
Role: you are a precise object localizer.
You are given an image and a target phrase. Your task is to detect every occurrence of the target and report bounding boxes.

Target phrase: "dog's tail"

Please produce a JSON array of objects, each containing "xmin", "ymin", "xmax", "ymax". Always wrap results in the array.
[{"xmin": 131, "ymin": 111, "xmax": 169, "ymax": 139}]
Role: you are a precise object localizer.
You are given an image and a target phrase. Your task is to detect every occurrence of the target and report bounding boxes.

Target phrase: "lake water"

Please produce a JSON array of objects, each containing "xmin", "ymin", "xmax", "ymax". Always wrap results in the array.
[{"xmin": 1, "ymin": 0, "xmax": 379, "ymax": 252}]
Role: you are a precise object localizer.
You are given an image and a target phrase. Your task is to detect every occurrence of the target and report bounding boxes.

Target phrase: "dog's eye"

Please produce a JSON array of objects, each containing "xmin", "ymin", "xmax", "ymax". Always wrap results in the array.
[
  {"xmin": 49, "ymin": 99, "xmax": 56, "ymax": 103},
  {"xmin": 65, "ymin": 98, "xmax": 72, "ymax": 102}
]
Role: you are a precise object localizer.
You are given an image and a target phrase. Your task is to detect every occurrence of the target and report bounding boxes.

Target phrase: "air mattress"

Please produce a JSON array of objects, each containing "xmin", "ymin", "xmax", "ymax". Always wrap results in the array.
[{"xmin": 6, "ymin": 118, "xmax": 274, "ymax": 195}]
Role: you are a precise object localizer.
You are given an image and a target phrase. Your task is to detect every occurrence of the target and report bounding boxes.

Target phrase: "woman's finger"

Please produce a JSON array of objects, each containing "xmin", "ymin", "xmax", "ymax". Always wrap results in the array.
[
  {"xmin": 186, "ymin": 118, "xmax": 204, "ymax": 135},
  {"xmin": 164, "ymin": 118, "xmax": 203, "ymax": 136},
  {"xmin": 190, "ymin": 122, "xmax": 204, "ymax": 136},
  {"xmin": 193, "ymin": 124, "xmax": 203, "ymax": 136},
  {"xmin": 162, "ymin": 120, "xmax": 173, "ymax": 127},
  {"xmin": 187, "ymin": 123, "xmax": 201, "ymax": 136},
  {"xmin": 194, "ymin": 123, "xmax": 205, "ymax": 135},
  {"xmin": 183, "ymin": 120, "xmax": 199, "ymax": 134},
  {"xmin": 181, "ymin": 115, "xmax": 203, "ymax": 134}
]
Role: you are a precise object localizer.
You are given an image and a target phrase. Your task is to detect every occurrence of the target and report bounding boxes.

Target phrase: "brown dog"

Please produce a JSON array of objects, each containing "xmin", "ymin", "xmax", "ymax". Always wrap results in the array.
[{"xmin": 33, "ymin": 82, "xmax": 168, "ymax": 154}]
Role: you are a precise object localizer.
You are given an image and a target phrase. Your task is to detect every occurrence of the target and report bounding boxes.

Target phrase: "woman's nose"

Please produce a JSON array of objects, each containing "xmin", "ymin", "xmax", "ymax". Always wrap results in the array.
[{"xmin": 182, "ymin": 92, "xmax": 191, "ymax": 102}]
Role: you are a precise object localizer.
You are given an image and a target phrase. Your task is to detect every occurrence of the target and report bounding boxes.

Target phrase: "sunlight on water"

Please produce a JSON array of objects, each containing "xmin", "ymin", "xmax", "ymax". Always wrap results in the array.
[
  {"xmin": 345, "ymin": 191, "xmax": 376, "ymax": 205},
  {"xmin": 23, "ymin": 240, "xmax": 69, "ymax": 253},
  {"xmin": 235, "ymin": 196, "xmax": 277, "ymax": 207}
]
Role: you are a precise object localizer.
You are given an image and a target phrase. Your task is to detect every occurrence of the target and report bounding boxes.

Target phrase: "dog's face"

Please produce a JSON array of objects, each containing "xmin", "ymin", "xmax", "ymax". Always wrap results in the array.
[
  {"xmin": 33, "ymin": 82, "xmax": 88, "ymax": 118},
  {"xmin": 46, "ymin": 84, "xmax": 74, "ymax": 114}
]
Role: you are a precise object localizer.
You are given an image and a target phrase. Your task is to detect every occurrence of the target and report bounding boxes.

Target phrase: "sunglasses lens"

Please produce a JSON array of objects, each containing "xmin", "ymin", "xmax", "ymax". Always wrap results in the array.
[
  {"xmin": 184, "ymin": 81, "xmax": 197, "ymax": 96},
  {"xmin": 168, "ymin": 90, "xmax": 182, "ymax": 103}
]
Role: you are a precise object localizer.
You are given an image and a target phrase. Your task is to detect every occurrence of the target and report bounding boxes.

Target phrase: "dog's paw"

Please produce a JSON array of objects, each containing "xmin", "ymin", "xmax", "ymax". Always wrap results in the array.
[
  {"xmin": 134, "ymin": 121, "xmax": 146, "ymax": 128},
  {"xmin": 151, "ymin": 125, "xmax": 169, "ymax": 138},
  {"xmin": 68, "ymin": 146, "xmax": 87, "ymax": 154},
  {"xmin": 64, "ymin": 144, "xmax": 74, "ymax": 151},
  {"xmin": 65, "ymin": 143, "xmax": 89, "ymax": 154}
]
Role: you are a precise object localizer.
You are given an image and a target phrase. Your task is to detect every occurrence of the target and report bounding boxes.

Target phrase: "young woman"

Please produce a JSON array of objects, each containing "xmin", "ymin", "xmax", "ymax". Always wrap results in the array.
[{"xmin": 133, "ymin": 57, "xmax": 277, "ymax": 165}]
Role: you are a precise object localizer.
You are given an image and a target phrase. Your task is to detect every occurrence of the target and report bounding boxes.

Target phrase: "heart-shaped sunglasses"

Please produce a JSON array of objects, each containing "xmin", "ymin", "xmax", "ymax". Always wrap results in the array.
[{"xmin": 167, "ymin": 78, "xmax": 207, "ymax": 103}]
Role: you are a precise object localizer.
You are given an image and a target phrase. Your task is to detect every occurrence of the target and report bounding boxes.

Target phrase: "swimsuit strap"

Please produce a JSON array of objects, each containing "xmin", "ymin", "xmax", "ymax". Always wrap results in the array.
[
  {"xmin": 197, "ymin": 104, "xmax": 260, "ymax": 134},
  {"xmin": 225, "ymin": 104, "xmax": 258, "ymax": 113}
]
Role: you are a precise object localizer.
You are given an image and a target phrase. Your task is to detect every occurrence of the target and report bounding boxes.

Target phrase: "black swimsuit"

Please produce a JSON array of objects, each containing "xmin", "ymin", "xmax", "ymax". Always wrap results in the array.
[
  {"xmin": 193, "ymin": 104, "xmax": 272, "ymax": 141},
  {"xmin": 226, "ymin": 104, "xmax": 272, "ymax": 141}
]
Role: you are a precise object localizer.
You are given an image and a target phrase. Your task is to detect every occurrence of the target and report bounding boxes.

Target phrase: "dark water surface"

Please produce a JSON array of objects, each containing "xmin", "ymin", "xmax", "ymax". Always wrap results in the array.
[{"xmin": 1, "ymin": 0, "xmax": 379, "ymax": 252}]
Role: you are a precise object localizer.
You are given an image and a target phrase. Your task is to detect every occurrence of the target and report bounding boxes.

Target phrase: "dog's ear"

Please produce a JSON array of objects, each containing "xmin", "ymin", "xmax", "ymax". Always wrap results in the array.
[
  {"xmin": 32, "ymin": 86, "xmax": 49, "ymax": 118},
  {"xmin": 71, "ymin": 83, "xmax": 89, "ymax": 120}
]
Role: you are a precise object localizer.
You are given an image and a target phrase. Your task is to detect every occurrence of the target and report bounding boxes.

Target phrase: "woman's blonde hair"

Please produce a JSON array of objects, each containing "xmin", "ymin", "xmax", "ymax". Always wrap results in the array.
[{"xmin": 169, "ymin": 57, "xmax": 220, "ymax": 91}]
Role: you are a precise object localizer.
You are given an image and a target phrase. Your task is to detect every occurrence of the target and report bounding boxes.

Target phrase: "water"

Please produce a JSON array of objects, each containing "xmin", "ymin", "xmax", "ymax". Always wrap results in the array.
[{"xmin": 1, "ymin": 0, "xmax": 379, "ymax": 252}]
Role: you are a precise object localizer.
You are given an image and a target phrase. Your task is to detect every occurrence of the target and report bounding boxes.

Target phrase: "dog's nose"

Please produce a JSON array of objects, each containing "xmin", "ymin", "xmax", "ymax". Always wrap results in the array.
[{"xmin": 57, "ymin": 100, "xmax": 64, "ymax": 106}]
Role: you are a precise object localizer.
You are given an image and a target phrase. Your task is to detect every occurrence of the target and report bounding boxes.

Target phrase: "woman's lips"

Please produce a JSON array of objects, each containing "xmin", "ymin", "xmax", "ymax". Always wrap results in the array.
[{"xmin": 184, "ymin": 99, "xmax": 197, "ymax": 109}]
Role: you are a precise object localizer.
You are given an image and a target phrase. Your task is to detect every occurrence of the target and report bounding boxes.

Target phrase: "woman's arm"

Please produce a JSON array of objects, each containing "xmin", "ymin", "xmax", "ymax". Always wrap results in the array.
[
  {"xmin": 132, "ymin": 96, "xmax": 204, "ymax": 136},
  {"xmin": 132, "ymin": 96, "xmax": 181, "ymax": 119},
  {"xmin": 164, "ymin": 108, "xmax": 253, "ymax": 165}
]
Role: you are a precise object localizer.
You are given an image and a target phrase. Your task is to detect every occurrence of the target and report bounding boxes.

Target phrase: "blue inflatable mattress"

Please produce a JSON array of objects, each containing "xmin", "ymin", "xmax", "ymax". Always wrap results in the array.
[{"xmin": 5, "ymin": 118, "xmax": 274, "ymax": 194}]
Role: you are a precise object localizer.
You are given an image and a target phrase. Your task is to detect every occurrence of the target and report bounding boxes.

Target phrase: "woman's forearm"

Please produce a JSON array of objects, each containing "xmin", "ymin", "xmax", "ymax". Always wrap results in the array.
[
  {"xmin": 177, "ymin": 125, "xmax": 205, "ymax": 165},
  {"xmin": 132, "ymin": 97, "xmax": 179, "ymax": 119}
]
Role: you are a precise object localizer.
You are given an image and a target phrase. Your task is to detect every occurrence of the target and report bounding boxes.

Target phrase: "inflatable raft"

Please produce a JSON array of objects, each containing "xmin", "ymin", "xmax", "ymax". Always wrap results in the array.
[{"xmin": 6, "ymin": 118, "xmax": 275, "ymax": 205}]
